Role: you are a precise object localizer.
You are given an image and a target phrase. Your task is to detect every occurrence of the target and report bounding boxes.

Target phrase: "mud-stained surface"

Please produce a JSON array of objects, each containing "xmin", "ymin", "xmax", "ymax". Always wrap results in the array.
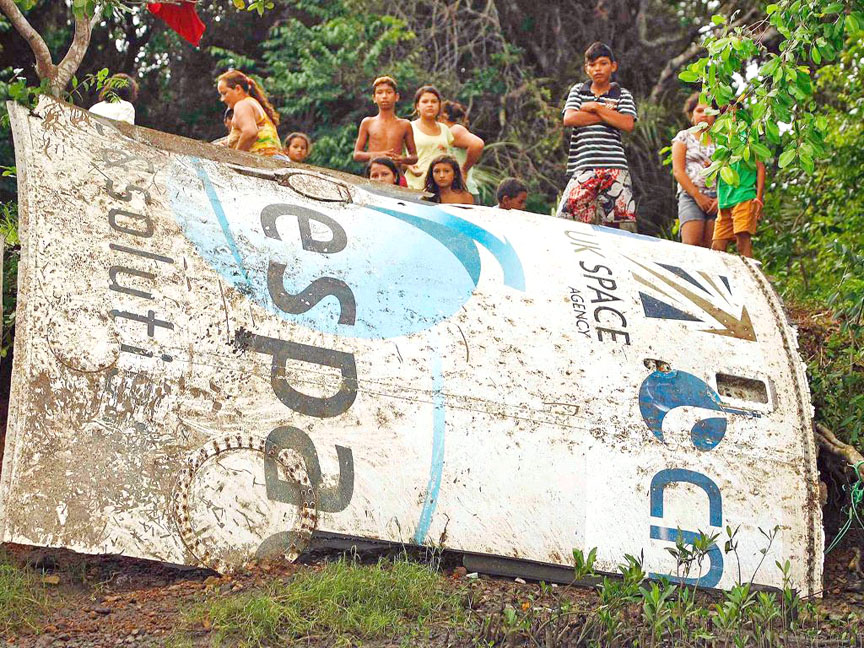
[{"xmin": 3, "ymin": 97, "xmax": 825, "ymax": 597}]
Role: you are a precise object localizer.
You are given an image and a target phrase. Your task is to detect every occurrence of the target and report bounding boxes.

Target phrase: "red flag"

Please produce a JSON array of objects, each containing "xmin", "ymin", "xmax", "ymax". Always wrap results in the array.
[{"xmin": 148, "ymin": 2, "xmax": 206, "ymax": 47}]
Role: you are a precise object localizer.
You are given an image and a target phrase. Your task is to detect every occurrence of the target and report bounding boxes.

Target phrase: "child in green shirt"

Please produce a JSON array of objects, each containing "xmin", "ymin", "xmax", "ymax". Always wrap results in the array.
[{"xmin": 711, "ymin": 106, "xmax": 766, "ymax": 258}]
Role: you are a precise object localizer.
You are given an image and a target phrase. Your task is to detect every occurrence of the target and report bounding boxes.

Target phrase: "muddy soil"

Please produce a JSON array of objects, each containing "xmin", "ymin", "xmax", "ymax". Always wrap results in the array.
[{"xmin": 2, "ymin": 529, "xmax": 863, "ymax": 648}]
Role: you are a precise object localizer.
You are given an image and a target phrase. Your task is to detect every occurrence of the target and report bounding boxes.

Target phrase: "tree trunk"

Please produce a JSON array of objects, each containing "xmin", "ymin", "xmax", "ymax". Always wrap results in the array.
[{"xmin": 0, "ymin": 0, "xmax": 92, "ymax": 97}]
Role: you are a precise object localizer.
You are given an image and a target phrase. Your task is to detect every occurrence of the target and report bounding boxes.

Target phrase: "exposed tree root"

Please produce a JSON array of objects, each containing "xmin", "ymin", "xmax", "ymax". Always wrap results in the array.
[{"xmin": 815, "ymin": 422, "xmax": 864, "ymax": 468}]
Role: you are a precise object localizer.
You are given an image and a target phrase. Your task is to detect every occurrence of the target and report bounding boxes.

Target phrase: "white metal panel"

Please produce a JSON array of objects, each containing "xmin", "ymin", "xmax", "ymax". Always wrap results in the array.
[{"xmin": 1, "ymin": 98, "xmax": 822, "ymax": 594}]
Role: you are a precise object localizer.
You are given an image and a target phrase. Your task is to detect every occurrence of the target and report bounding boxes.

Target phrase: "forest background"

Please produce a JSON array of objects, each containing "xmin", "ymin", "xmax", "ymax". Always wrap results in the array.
[{"xmin": 0, "ymin": 0, "xmax": 861, "ymax": 457}]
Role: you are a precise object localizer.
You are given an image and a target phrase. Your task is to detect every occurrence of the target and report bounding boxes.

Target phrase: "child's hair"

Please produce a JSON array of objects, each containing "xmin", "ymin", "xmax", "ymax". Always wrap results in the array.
[
  {"xmin": 284, "ymin": 131, "xmax": 311, "ymax": 150},
  {"xmin": 683, "ymin": 92, "xmax": 717, "ymax": 117},
  {"xmin": 413, "ymin": 85, "xmax": 444, "ymax": 116},
  {"xmin": 365, "ymin": 157, "xmax": 401, "ymax": 184},
  {"xmin": 223, "ymin": 108, "xmax": 234, "ymax": 122},
  {"xmin": 217, "ymin": 69, "xmax": 280, "ymax": 126},
  {"xmin": 683, "ymin": 92, "xmax": 702, "ymax": 117},
  {"xmin": 496, "ymin": 177, "xmax": 528, "ymax": 203},
  {"xmin": 373, "ymin": 76, "xmax": 398, "ymax": 93},
  {"xmin": 441, "ymin": 100, "xmax": 468, "ymax": 127},
  {"xmin": 424, "ymin": 155, "xmax": 466, "ymax": 200},
  {"xmin": 99, "ymin": 73, "xmax": 139, "ymax": 103},
  {"xmin": 584, "ymin": 41, "xmax": 616, "ymax": 63}
]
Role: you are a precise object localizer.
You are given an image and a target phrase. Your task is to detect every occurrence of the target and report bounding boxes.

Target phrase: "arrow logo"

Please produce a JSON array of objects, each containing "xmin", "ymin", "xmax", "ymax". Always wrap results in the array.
[{"xmin": 629, "ymin": 259, "xmax": 756, "ymax": 342}]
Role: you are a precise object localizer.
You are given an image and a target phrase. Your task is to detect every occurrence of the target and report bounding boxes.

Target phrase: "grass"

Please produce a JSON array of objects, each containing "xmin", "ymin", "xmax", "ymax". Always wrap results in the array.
[
  {"xmin": 184, "ymin": 547, "xmax": 864, "ymax": 647},
  {"xmin": 0, "ymin": 552, "xmax": 47, "ymax": 635},
  {"xmin": 194, "ymin": 556, "xmax": 463, "ymax": 647}
]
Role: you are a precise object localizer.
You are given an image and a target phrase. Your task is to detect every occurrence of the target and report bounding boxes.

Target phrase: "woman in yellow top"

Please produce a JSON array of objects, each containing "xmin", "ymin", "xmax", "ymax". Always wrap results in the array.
[
  {"xmin": 217, "ymin": 70, "xmax": 282, "ymax": 157},
  {"xmin": 404, "ymin": 85, "xmax": 453, "ymax": 190}
]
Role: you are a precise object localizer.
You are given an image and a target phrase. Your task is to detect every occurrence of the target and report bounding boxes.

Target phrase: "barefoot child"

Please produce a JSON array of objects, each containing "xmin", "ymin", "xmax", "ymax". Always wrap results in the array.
[
  {"xmin": 353, "ymin": 76, "xmax": 417, "ymax": 169},
  {"xmin": 424, "ymin": 155, "xmax": 474, "ymax": 204},
  {"xmin": 284, "ymin": 132, "xmax": 311, "ymax": 163}
]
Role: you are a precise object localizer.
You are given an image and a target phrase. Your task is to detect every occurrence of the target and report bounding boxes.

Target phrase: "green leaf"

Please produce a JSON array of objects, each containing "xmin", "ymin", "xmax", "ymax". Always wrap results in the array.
[
  {"xmin": 711, "ymin": 14, "xmax": 726, "ymax": 25},
  {"xmin": 751, "ymin": 102, "xmax": 767, "ymax": 120},
  {"xmin": 778, "ymin": 149, "xmax": 797, "ymax": 168},
  {"xmin": 823, "ymin": 3, "xmax": 844, "ymax": 14},
  {"xmin": 766, "ymin": 3, "xmax": 779, "ymax": 14},
  {"xmin": 810, "ymin": 46, "xmax": 821, "ymax": 65},
  {"xmin": 751, "ymin": 142, "xmax": 772, "ymax": 161},
  {"xmin": 720, "ymin": 165, "xmax": 739, "ymax": 186},
  {"xmin": 761, "ymin": 57, "xmax": 780, "ymax": 77},
  {"xmin": 678, "ymin": 70, "xmax": 700, "ymax": 83}
]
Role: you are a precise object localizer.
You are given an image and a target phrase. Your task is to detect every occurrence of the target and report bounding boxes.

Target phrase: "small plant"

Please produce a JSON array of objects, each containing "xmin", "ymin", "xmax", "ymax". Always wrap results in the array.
[
  {"xmin": 724, "ymin": 523, "xmax": 742, "ymax": 584},
  {"xmin": 662, "ymin": 528, "xmax": 720, "ymax": 592},
  {"xmin": 712, "ymin": 582, "xmax": 755, "ymax": 636},
  {"xmin": 776, "ymin": 558, "xmax": 801, "ymax": 630},
  {"xmin": 639, "ymin": 579, "xmax": 676, "ymax": 642},
  {"xmin": 749, "ymin": 525, "xmax": 780, "ymax": 588},
  {"xmin": 751, "ymin": 590, "xmax": 781, "ymax": 645},
  {"xmin": 572, "ymin": 546, "xmax": 597, "ymax": 581}
]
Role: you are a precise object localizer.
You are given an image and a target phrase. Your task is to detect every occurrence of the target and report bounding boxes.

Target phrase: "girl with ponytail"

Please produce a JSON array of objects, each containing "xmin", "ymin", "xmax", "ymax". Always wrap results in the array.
[{"xmin": 216, "ymin": 70, "xmax": 282, "ymax": 157}]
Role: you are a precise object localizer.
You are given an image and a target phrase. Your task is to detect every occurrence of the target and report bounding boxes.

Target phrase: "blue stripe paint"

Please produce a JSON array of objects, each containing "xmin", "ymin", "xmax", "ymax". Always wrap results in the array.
[
  {"xmin": 414, "ymin": 350, "xmax": 446, "ymax": 545},
  {"xmin": 650, "ymin": 469, "xmax": 722, "ymax": 526},
  {"xmin": 369, "ymin": 203, "xmax": 526, "ymax": 291},
  {"xmin": 191, "ymin": 159, "xmax": 252, "ymax": 288}
]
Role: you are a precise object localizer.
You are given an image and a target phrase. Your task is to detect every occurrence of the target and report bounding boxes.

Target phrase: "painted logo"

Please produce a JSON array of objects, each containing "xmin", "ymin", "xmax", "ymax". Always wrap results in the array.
[
  {"xmin": 167, "ymin": 158, "xmax": 524, "ymax": 339},
  {"xmin": 630, "ymin": 259, "xmax": 756, "ymax": 342},
  {"xmin": 638, "ymin": 369, "xmax": 758, "ymax": 451}
]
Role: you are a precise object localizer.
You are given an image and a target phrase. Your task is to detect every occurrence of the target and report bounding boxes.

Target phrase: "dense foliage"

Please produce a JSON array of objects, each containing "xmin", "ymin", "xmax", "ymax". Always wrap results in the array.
[{"xmin": 759, "ymin": 36, "xmax": 864, "ymax": 445}]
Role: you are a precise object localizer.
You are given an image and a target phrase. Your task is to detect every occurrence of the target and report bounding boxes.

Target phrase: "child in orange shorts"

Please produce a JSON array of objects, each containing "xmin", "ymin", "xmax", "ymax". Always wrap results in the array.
[{"xmin": 711, "ymin": 136, "xmax": 765, "ymax": 258}]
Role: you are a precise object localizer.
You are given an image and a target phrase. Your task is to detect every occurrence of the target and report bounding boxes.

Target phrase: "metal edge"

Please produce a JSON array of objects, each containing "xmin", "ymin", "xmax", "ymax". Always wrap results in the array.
[
  {"xmin": 0, "ymin": 100, "xmax": 37, "ymax": 540},
  {"xmin": 68, "ymin": 96, "xmax": 429, "ymax": 201},
  {"xmin": 740, "ymin": 256, "xmax": 823, "ymax": 597}
]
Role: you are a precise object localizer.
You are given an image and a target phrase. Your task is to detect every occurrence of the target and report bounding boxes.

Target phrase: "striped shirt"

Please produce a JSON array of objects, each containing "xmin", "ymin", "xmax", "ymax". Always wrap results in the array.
[{"xmin": 563, "ymin": 81, "xmax": 637, "ymax": 175}]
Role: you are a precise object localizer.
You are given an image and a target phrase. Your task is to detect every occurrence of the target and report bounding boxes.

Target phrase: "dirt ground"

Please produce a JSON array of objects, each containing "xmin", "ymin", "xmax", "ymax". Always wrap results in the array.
[{"xmin": 1, "ymin": 527, "xmax": 862, "ymax": 648}]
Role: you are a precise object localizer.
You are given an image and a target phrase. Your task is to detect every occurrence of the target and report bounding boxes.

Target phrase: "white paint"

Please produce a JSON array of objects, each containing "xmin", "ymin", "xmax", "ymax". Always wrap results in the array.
[{"xmin": 56, "ymin": 502, "xmax": 68, "ymax": 526}]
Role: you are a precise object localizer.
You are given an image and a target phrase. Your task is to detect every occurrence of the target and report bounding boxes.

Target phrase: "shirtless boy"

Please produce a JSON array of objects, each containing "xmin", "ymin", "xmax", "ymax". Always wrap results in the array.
[{"xmin": 353, "ymin": 76, "xmax": 418, "ymax": 166}]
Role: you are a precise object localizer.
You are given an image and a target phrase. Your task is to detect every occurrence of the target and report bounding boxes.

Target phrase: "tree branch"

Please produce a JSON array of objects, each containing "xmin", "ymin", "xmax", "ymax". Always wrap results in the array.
[
  {"xmin": 52, "ymin": 12, "xmax": 93, "ymax": 97},
  {"xmin": 637, "ymin": 0, "xmax": 693, "ymax": 48},
  {"xmin": 649, "ymin": 39, "xmax": 704, "ymax": 102},
  {"xmin": 0, "ymin": 0, "xmax": 56, "ymax": 81},
  {"xmin": 647, "ymin": 5, "xmax": 764, "ymax": 102}
]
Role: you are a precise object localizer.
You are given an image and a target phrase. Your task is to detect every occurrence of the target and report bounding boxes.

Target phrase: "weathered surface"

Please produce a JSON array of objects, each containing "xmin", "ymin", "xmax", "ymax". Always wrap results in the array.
[{"xmin": 1, "ymin": 97, "xmax": 822, "ymax": 593}]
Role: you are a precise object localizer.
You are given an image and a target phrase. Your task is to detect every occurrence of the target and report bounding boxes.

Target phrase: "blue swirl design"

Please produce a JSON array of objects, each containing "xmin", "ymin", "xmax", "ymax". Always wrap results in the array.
[{"xmin": 169, "ymin": 158, "xmax": 525, "ymax": 339}]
